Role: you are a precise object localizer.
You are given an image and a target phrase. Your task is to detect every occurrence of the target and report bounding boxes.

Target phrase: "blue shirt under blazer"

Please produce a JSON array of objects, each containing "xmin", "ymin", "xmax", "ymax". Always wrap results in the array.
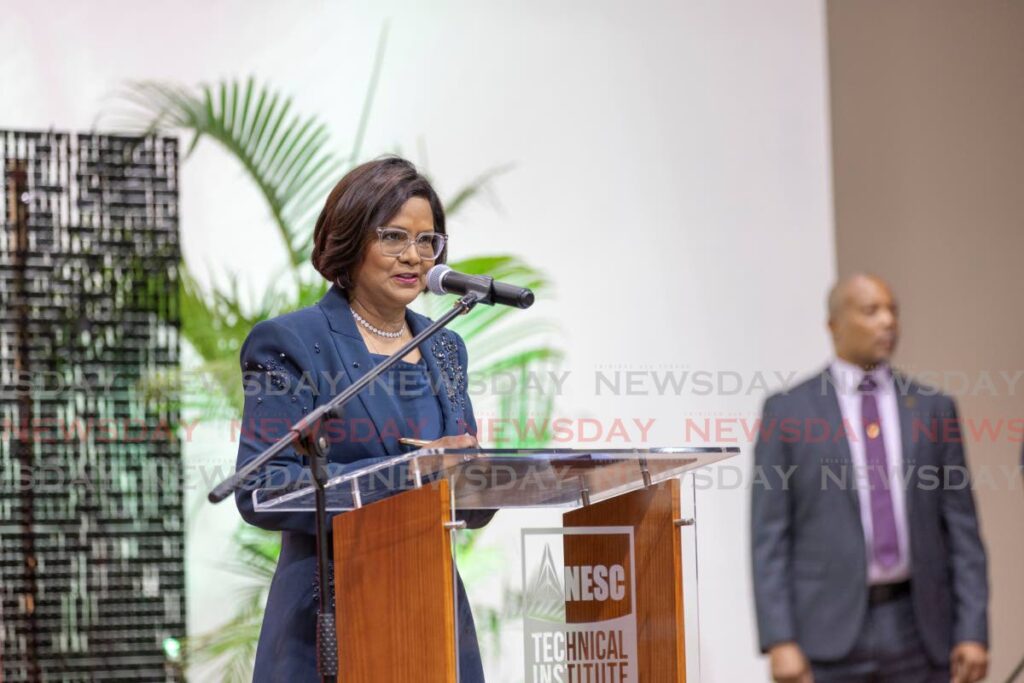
[{"xmin": 235, "ymin": 285, "xmax": 493, "ymax": 681}]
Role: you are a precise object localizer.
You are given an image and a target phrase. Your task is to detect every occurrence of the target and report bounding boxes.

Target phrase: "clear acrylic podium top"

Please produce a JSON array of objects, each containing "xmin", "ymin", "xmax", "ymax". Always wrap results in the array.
[{"xmin": 251, "ymin": 447, "xmax": 738, "ymax": 513}]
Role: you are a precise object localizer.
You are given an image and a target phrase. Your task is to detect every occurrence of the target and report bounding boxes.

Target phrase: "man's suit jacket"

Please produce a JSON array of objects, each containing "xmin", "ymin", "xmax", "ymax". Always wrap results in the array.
[
  {"xmin": 750, "ymin": 368, "xmax": 988, "ymax": 665},
  {"xmin": 234, "ymin": 285, "xmax": 492, "ymax": 682}
]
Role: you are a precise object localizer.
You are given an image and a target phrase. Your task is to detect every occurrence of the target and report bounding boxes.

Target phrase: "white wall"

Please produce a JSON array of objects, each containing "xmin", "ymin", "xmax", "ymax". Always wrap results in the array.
[{"xmin": 1, "ymin": 1, "xmax": 836, "ymax": 680}]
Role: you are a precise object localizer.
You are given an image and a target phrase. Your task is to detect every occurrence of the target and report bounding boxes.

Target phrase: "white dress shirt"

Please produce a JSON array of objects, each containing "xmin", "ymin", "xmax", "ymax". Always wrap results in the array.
[{"xmin": 830, "ymin": 358, "xmax": 912, "ymax": 585}]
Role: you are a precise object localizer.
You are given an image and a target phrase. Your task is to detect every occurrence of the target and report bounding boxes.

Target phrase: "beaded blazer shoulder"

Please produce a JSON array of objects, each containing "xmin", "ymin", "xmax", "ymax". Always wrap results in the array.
[{"xmin": 430, "ymin": 328, "xmax": 469, "ymax": 420}]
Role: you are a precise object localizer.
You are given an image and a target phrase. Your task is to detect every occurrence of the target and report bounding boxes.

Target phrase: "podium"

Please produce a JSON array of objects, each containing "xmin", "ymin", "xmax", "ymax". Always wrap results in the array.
[{"xmin": 252, "ymin": 447, "xmax": 736, "ymax": 682}]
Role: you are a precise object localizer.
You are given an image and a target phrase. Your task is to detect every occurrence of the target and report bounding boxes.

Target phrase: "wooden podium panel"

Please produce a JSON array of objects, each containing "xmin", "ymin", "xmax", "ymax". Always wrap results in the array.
[
  {"xmin": 332, "ymin": 481, "xmax": 456, "ymax": 683},
  {"xmin": 563, "ymin": 479, "xmax": 685, "ymax": 682}
]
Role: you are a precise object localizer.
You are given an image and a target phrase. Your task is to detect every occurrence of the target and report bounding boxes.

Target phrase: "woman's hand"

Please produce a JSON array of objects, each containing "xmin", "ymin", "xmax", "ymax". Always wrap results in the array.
[{"xmin": 425, "ymin": 433, "xmax": 479, "ymax": 450}]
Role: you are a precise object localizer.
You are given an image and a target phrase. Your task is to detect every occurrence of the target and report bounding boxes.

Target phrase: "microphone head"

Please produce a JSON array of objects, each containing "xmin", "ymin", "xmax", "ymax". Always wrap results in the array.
[{"xmin": 426, "ymin": 264, "xmax": 452, "ymax": 296}]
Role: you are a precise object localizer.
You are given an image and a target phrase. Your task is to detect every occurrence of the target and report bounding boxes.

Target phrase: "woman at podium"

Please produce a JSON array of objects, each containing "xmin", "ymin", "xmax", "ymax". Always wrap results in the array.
[{"xmin": 233, "ymin": 156, "xmax": 492, "ymax": 682}]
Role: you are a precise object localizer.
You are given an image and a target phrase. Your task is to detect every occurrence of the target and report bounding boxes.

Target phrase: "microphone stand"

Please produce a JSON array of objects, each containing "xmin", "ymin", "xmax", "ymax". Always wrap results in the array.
[{"xmin": 207, "ymin": 290, "xmax": 488, "ymax": 683}]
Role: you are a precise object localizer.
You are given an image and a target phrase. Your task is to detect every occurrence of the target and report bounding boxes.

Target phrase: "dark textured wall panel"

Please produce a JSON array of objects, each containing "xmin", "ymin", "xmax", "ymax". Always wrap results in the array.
[{"xmin": 1, "ymin": 130, "xmax": 184, "ymax": 682}]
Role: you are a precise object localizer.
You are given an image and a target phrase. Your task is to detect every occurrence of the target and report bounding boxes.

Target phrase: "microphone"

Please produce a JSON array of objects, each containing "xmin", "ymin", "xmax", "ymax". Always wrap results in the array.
[{"xmin": 426, "ymin": 265, "xmax": 535, "ymax": 309}]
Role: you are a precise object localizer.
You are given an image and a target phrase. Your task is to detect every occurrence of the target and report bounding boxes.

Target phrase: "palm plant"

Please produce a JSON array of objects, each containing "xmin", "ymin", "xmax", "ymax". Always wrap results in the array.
[
  {"xmin": 182, "ymin": 524, "xmax": 280, "ymax": 681},
  {"xmin": 112, "ymin": 28, "xmax": 560, "ymax": 681}
]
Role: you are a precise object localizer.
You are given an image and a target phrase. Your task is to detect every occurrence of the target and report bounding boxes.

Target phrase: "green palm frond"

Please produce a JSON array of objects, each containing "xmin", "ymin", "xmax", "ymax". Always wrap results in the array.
[
  {"xmin": 294, "ymin": 275, "xmax": 331, "ymax": 309},
  {"xmin": 182, "ymin": 525, "xmax": 280, "ymax": 681},
  {"xmin": 475, "ymin": 347, "xmax": 562, "ymax": 378},
  {"xmin": 504, "ymin": 360, "xmax": 560, "ymax": 448},
  {"xmin": 118, "ymin": 77, "xmax": 343, "ymax": 269},
  {"xmin": 465, "ymin": 321, "xmax": 561, "ymax": 369},
  {"xmin": 179, "ymin": 268, "xmax": 283, "ymax": 410},
  {"xmin": 454, "ymin": 532, "xmax": 507, "ymax": 585},
  {"xmin": 227, "ymin": 523, "xmax": 282, "ymax": 572}
]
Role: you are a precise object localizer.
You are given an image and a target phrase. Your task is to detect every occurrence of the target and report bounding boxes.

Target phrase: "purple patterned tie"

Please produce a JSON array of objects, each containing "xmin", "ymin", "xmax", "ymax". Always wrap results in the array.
[{"xmin": 858, "ymin": 374, "xmax": 901, "ymax": 568}]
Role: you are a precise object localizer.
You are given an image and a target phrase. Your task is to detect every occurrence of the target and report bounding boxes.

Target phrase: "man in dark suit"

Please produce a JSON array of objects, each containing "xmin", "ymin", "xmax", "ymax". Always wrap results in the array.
[{"xmin": 751, "ymin": 274, "xmax": 989, "ymax": 682}]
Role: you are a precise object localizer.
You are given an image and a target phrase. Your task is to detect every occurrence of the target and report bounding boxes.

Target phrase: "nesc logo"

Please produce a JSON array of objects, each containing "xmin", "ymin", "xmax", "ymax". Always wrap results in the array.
[
  {"xmin": 523, "ymin": 527, "xmax": 638, "ymax": 683},
  {"xmin": 563, "ymin": 565, "xmax": 626, "ymax": 602}
]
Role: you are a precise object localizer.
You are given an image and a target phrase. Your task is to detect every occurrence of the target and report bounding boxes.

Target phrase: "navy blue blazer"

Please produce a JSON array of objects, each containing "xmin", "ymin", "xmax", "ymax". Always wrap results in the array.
[
  {"xmin": 234, "ymin": 285, "xmax": 492, "ymax": 682},
  {"xmin": 750, "ymin": 369, "xmax": 988, "ymax": 665}
]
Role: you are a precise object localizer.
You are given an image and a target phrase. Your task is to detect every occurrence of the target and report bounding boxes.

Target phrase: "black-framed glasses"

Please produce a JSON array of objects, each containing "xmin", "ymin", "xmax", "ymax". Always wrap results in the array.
[{"xmin": 375, "ymin": 227, "xmax": 446, "ymax": 259}]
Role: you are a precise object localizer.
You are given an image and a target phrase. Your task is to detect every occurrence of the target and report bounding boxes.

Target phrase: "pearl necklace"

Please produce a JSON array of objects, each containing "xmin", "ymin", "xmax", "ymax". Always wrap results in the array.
[{"xmin": 351, "ymin": 308, "xmax": 406, "ymax": 339}]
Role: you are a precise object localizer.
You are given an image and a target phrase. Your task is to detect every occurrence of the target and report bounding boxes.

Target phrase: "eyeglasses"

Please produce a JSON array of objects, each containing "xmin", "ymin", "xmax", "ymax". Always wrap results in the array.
[{"xmin": 376, "ymin": 227, "xmax": 447, "ymax": 259}]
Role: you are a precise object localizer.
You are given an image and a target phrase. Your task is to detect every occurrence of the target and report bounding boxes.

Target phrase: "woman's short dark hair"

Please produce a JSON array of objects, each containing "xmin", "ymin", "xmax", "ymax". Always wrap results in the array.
[{"xmin": 311, "ymin": 156, "xmax": 446, "ymax": 292}]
